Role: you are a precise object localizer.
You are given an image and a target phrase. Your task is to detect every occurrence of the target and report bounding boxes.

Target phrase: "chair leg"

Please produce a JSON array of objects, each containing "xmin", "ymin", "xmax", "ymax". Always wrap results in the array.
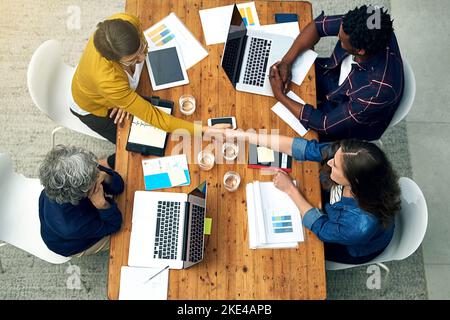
[{"xmin": 51, "ymin": 126, "xmax": 64, "ymax": 148}]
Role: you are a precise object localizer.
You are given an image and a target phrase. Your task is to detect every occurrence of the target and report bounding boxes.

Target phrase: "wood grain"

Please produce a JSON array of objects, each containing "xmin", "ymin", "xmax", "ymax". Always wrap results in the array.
[{"xmin": 108, "ymin": 0, "xmax": 326, "ymax": 300}]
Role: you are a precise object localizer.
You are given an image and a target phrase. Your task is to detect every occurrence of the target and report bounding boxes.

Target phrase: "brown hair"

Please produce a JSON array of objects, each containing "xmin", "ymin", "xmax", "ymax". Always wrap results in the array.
[
  {"xmin": 320, "ymin": 140, "xmax": 401, "ymax": 228},
  {"xmin": 93, "ymin": 19, "xmax": 141, "ymax": 61}
]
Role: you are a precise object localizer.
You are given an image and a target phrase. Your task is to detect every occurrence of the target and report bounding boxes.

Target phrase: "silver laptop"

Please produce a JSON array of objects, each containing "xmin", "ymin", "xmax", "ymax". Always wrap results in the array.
[
  {"xmin": 128, "ymin": 181, "xmax": 207, "ymax": 270},
  {"xmin": 221, "ymin": 4, "xmax": 295, "ymax": 97}
]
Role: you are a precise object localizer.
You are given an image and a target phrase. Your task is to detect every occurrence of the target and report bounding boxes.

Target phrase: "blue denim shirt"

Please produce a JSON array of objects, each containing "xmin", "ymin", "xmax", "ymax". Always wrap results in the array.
[{"xmin": 292, "ymin": 138, "xmax": 394, "ymax": 257}]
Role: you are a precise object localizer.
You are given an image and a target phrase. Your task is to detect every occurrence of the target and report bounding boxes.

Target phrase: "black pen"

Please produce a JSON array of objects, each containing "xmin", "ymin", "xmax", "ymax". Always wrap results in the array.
[{"xmin": 143, "ymin": 265, "xmax": 170, "ymax": 284}]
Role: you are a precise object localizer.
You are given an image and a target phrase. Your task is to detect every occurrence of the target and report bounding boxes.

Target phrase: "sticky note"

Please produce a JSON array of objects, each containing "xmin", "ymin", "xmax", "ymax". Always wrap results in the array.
[
  {"xmin": 204, "ymin": 218, "xmax": 212, "ymax": 235},
  {"xmin": 167, "ymin": 167, "xmax": 187, "ymax": 186},
  {"xmin": 257, "ymin": 146, "xmax": 275, "ymax": 163}
]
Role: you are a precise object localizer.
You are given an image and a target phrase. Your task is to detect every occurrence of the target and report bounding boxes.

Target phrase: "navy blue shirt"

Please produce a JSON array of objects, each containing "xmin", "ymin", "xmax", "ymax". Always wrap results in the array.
[
  {"xmin": 299, "ymin": 12, "xmax": 404, "ymax": 142},
  {"xmin": 292, "ymin": 138, "xmax": 394, "ymax": 257},
  {"xmin": 39, "ymin": 165, "xmax": 124, "ymax": 257}
]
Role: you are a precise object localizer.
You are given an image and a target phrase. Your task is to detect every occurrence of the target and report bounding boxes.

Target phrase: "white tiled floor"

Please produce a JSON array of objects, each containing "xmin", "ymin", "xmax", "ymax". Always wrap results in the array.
[{"xmin": 392, "ymin": 0, "xmax": 450, "ymax": 299}]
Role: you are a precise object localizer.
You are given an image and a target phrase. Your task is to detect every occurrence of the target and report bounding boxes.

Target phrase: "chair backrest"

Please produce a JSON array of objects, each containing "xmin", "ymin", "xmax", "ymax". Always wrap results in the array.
[
  {"xmin": 0, "ymin": 153, "xmax": 71, "ymax": 264},
  {"xmin": 26, "ymin": 39, "xmax": 106, "ymax": 140},
  {"xmin": 389, "ymin": 58, "xmax": 416, "ymax": 127},
  {"xmin": 326, "ymin": 177, "xmax": 428, "ymax": 270}
]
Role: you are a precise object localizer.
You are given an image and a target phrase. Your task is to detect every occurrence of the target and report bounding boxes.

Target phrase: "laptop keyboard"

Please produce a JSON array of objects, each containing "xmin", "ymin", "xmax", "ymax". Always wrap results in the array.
[
  {"xmin": 188, "ymin": 204, "xmax": 205, "ymax": 263},
  {"xmin": 154, "ymin": 201, "xmax": 181, "ymax": 260},
  {"xmin": 243, "ymin": 37, "xmax": 272, "ymax": 87}
]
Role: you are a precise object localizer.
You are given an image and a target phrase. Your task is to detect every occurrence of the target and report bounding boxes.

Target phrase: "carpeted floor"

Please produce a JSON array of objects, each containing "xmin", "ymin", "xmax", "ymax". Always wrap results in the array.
[{"xmin": 0, "ymin": 0, "xmax": 427, "ymax": 299}]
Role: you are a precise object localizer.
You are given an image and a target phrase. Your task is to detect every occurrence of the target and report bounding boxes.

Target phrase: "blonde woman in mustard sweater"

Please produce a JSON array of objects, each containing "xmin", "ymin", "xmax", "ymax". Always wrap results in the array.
[{"xmin": 70, "ymin": 13, "xmax": 217, "ymax": 168}]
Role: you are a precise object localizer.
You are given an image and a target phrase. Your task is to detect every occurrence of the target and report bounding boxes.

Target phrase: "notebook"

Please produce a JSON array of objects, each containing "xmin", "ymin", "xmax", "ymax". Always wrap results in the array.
[
  {"xmin": 126, "ymin": 96, "xmax": 173, "ymax": 157},
  {"xmin": 248, "ymin": 144, "xmax": 292, "ymax": 172},
  {"xmin": 142, "ymin": 154, "xmax": 191, "ymax": 191}
]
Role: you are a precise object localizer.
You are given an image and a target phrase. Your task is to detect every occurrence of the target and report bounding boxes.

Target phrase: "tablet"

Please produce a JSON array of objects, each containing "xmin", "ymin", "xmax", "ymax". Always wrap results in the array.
[{"xmin": 145, "ymin": 45, "xmax": 189, "ymax": 91}]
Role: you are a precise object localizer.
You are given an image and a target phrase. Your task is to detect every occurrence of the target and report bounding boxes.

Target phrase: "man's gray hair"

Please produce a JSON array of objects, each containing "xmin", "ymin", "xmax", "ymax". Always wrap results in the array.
[{"xmin": 39, "ymin": 145, "xmax": 99, "ymax": 205}]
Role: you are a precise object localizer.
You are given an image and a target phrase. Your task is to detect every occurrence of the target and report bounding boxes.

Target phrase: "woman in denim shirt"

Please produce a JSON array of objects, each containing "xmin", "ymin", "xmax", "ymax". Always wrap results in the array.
[{"xmin": 226, "ymin": 130, "xmax": 401, "ymax": 264}]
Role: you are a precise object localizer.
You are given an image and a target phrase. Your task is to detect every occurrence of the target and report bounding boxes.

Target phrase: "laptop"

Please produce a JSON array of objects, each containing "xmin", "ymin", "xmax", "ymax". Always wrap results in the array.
[
  {"xmin": 128, "ymin": 181, "xmax": 208, "ymax": 270},
  {"xmin": 221, "ymin": 4, "xmax": 296, "ymax": 97}
]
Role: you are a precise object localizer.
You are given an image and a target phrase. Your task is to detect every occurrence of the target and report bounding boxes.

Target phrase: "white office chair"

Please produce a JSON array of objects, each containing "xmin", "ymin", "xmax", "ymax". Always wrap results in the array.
[
  {"xmin": 27, "ymin": 39, "xmax": 106, "ymax": 147},
  {"xmin": 326, "ymin": 177, "xmax": 428, "ymax": 272},
  {"xmin": 388, "ymin": 58, "xmax": 416, "ymax": 128},
  {"xmin": 0, "ymin": 153, "xmax": 71, "ymax": 273}
]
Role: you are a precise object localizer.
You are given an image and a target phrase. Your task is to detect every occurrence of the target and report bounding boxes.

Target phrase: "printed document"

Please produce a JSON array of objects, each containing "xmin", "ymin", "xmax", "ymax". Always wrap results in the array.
[
  {"xmin": 271, "ymin": 91, "xmax": 309, "ymax": 136},
  {"xmin": 119, "ymin": 266, "xmax": 169, "ymax": 300}
]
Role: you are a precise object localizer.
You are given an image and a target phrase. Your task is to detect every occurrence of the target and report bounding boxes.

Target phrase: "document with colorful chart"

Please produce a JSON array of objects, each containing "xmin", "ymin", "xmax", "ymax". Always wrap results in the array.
[
  {"xmin": 144, "ymin": 13, "xmax": 208, "ymax": 69},
  {"xmin": 246, "ymin": 181, "xmax": 303, "ymax": 249}
]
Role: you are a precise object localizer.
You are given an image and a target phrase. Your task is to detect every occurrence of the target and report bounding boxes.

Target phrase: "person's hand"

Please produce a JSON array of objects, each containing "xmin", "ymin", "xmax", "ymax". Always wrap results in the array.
[
  {"xmin": 109, "ymin": 108, "xmax": 130, "ymax": 125},
  {"xmin": 273, "ymin": 60, "xmax": 292, "ymax": 93},
  {"xmin": 88, "ymin": 180, "xmax": 110, "ymax": 209},
  {"xmin": 202, "ymin": 123, "xmax": 232, "ymax": 137},
  {"xmin": 224, "ymin": 128, "xmax": 247, "ymax": 140},
  {"xmin": 273, "ymin": 171, "xmax": 298, "ymax": 196},
  {"xmin": 269, "ymin": 64, "xmax": 287, "ymax": 100}
]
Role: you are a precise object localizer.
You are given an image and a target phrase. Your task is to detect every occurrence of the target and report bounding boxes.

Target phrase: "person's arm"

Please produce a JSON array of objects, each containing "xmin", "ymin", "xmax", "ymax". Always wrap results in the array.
[
  {"xmin": 225, "ymin": 129, "xmax": 331, "ymax": 163},
  {"xmin": 274, "ymin": 172, "xmax": 313, "ymax": 215},
  {"xmin": 275, "ymin": 13, "xmax": 343, "ymax": 91},
  {"xmin": 98, "ymin": 165, "xmax": 124, "ymax": 196},
  {"xmin": 302, "ymin": 204, "xmax": 374, "ymax": 245}
]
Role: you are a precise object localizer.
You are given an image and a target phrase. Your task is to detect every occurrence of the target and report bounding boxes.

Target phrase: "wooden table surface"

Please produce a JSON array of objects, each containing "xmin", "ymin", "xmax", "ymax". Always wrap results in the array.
[{"xmin": 108, "ymin": 0, "xmax": 326, "ymax": 300}]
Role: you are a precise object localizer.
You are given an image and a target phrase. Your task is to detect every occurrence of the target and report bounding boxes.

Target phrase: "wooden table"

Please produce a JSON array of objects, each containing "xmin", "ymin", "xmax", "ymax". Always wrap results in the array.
[{"xmin": 108, "ymin": 0, "xmax": 326, "ymax": 300}]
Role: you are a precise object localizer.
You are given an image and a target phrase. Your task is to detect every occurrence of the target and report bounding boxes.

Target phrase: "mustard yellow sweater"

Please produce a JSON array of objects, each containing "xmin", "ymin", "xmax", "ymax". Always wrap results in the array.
[{"xmin": 71, "ymin": 13, "xmax": 198, "ymax": 135}]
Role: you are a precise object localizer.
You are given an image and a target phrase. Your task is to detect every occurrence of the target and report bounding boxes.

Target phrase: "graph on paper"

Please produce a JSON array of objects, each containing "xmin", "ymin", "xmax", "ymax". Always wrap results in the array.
[
  {"xmin": 146, "ymin": 24, "xmax": 176, "ymax": 47},
  {"xmin": 239, "ymin": 6, "xmax": 256, "ymax": 27},
  {"xmin": 271, "ymin": 215, "xmax": 294, "ymax": 234}
]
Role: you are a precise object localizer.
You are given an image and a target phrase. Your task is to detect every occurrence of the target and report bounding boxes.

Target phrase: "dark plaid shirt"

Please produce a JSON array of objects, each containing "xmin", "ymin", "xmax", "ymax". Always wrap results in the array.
[{"xmin": 300, "ymin": 12, "xmax": 404, "ymax": 141}]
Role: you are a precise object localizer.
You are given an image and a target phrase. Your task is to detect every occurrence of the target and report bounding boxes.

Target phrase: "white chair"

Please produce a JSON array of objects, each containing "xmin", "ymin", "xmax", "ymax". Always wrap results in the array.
[
  {"xmin": 27, "ymin": 39, "xmax": 106, "ymax": 147},
  {"xmin": 0, "ymin": 153, "xmax": 71, "ymax": 272},
  {"xmin": 388, "ymin": 58, "xmax": 416, "ymax": 127},
  {"xmin": 326, "ymin": 177, "xmax": 428, "ymax": 272}
]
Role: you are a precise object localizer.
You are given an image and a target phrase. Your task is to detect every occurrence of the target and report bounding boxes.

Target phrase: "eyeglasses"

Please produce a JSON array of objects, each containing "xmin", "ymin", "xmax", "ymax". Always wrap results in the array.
[{"xmin": 120, "ymin": 41, "xmax": 148, "ymax": 67}]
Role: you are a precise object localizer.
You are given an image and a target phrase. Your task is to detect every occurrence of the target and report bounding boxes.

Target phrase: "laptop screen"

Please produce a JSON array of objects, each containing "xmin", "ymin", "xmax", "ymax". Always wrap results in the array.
[{"xmin": 222, "ymin": 5, "xmax": 247, "ymax": 86}]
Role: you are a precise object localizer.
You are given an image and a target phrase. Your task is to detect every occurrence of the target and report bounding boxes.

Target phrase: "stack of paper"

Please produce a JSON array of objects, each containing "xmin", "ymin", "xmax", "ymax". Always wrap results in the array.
[{"xmin": 246, "ymin": 181, "xmax": 303, "ymax": 249}]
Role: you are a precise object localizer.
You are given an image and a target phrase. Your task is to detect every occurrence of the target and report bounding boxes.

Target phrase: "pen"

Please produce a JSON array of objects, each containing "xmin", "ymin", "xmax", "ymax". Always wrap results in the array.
[{"xmin": 143, "ymin": 265, "xmax": 170, "ymax": 284}]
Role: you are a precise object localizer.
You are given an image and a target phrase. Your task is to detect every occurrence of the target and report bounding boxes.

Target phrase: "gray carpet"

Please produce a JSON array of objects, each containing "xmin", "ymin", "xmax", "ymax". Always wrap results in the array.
[{"xmin": 0, "ymin": 0, "xmax": 427, "ymax": 299}]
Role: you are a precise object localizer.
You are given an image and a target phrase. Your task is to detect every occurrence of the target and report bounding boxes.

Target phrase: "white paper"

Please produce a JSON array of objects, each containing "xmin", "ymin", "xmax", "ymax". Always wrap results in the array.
[
  {"xmin": 128, "ymin": 106, "xmax": 171, "ymax": 148},
  {"xmin": 252, "ymin": 21, "xmax": 299, "ymax": 38},
  {"xmin": 144, "ymin": 13, "xmax": 208, "ymax": 69},
  {"xmin": 271, "ymin": 91, "xmax": 309, "ymax": 137},
  {"xmin": 291, "ymin": 49, "xmax": 318, "ymax": 86},
  {"xmin": 119, "ymin": 266, "xmax": 169, "ymax": 300},
  {"xmin": 142, "ymin": 154, "xmax": 189, "ymax": 185},
  {"xmin": 199, "ymin": 5, "xmax": 234, "ymax": 45},
  {"xmin": 257, "ymin": 146, "xmax": 275, "ymax": 163},
  {"xmin": 199, "ymin": 2, "xmax": 260, "ymax": 45},
  {"xmin": 167, "ymin": 167, "xmax": 187, "ymax": 186}
]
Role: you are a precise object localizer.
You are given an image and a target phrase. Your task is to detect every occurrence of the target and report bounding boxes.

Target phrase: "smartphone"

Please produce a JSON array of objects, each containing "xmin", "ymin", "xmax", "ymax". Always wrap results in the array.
[{"xmin": 207, "ymin": 116, "xmax": 237, "ymax": 129}]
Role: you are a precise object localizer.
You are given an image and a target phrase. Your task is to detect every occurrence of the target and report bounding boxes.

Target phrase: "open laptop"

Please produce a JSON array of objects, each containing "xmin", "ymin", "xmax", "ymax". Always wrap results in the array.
[
  {"xmin": 221, "ymin": 4, "xmax": 296, "ymax": 97},
  {"xmin": 128, "ymin": 181, "xmax": 207, "ymax": 270}
]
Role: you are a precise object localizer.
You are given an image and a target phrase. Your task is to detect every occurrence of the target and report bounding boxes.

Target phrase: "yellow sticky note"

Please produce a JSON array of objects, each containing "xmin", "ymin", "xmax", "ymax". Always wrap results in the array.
[
  {"xmin": 167, "ymin": 167, "xmax": 187, "ymax": 186},
  {"xmin": 257, "ymin": 146, "xmax": 275, "ymax": 163},
  {"xmin": 204, "ymin": 218, "xmax": 212, "ymax": 235}
]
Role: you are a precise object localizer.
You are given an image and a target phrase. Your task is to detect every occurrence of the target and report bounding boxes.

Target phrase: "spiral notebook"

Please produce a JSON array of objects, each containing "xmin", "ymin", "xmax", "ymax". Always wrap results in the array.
[{"xmin": 126, "ymin": 96, "xmax": 173, "ymax": 157}]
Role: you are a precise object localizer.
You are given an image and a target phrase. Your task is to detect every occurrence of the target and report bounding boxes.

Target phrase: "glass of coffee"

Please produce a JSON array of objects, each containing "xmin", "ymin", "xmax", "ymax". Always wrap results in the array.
[
  {"xmin": 179, "ymin": 94, "xmax": 196, "ymax": 115},
  {"xmin": 198, "ymin": 150, "xmax": 215, "ymax": 171},
  {"xmin": 223, "ymin": 171, "xmax": 241, "ymax": 192}
]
